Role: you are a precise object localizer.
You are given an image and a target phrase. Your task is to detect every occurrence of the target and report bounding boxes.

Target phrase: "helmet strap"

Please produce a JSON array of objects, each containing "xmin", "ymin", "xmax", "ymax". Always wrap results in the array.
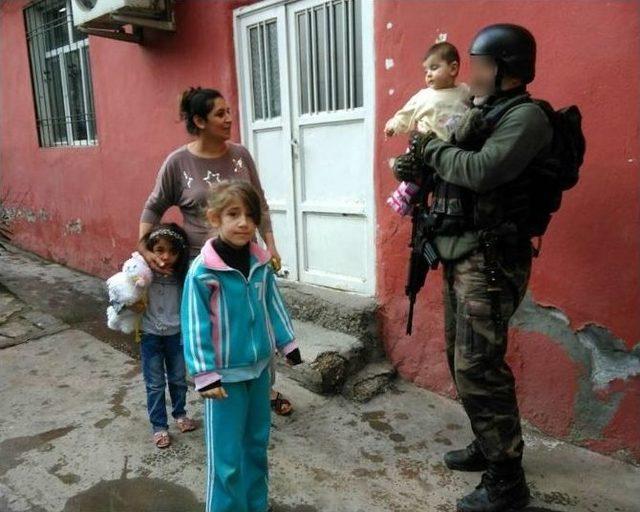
[{"xmin": 494, "ymin": 59, "xmax": 505, "ymax": 92}]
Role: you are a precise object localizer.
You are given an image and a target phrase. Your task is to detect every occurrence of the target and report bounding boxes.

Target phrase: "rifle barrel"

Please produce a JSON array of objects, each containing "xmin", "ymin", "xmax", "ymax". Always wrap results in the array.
[{"xmin": 406, "ymin": 294, "xmax": 416, "ymax": 335}]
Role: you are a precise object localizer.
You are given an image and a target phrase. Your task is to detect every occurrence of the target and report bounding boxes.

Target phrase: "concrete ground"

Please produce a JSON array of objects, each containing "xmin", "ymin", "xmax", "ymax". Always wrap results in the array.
[{"xmin": 0, "ymin": 245, "xmax": 639, "ymax": 512}]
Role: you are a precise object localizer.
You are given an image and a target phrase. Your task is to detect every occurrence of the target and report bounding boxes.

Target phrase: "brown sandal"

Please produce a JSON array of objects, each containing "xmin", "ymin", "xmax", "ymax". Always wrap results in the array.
[
  {"xmin": 176, "ymin": 416, "xmax": 197, "ymax": 433},
  {"xmin": 270, "ymin": 392, "xmax": 293, "ymax": 416},
  {"xmin": 153, "ymin": 430, "xmax": 171, "ymax": 449}
]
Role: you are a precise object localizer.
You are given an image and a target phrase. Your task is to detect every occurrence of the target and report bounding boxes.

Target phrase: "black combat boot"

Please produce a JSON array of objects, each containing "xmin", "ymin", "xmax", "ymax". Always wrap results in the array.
[
  {"xmin": 456, "ymin": 461, "xmax": 530, "ymax": 512},
  {"xmin": 444, "ymin": 440, "xmax": 488, "ymax": 471}
]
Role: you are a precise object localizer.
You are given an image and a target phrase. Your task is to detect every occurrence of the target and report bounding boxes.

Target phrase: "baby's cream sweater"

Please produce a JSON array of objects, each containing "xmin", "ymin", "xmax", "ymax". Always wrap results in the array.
[{"xmin": 385, "ymin": 83, "xmax": 471, "ymax": 140}]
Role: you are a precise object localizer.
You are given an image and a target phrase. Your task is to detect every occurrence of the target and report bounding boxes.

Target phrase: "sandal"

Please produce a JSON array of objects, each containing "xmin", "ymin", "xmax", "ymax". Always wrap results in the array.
[
  {"xmin": 176, "ymin": 416, "xmax": 197, "ymax": 433},
  {"xmin": 270, "ymin": 392, "xmax": 293, "ymax": 416},
  {"xmin": 153, "ymin": 430, "xmax": 171, "ymax": 449}
]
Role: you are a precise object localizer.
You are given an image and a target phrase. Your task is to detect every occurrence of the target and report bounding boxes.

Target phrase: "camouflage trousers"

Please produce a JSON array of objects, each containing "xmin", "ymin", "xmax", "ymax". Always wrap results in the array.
[{"xmin": 442, "ymin": 245, "xmax": 532, "ymax": 463}]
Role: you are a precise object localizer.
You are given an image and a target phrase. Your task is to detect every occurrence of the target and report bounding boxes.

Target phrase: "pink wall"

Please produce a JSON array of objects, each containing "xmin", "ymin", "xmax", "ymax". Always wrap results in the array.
[
  {"xmin": 0, "ymin": 0, "xmax": 251, "ymax": 277},
  {"xmin": 374, "ymin": 1, "xmax": 640, "ymax": 461}
]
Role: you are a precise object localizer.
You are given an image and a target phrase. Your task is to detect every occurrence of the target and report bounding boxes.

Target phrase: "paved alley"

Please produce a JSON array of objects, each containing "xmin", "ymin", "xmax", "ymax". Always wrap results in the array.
[{"xmin": 0, "ymin": 246, "xmax": 638, "ymax": 512}]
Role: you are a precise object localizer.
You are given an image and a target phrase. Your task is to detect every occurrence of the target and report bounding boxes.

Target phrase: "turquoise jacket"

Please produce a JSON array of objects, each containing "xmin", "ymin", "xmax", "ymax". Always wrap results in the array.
[{"xmin": 181, "ymin": 239, "xmax": 297, "ymax": 389}]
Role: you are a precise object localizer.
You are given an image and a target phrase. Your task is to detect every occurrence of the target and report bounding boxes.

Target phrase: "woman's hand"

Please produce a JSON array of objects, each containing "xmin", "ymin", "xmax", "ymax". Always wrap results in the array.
[
  {"xmin": 200, "ymin": 386, "xmax": 228, "ymax": 400},
  {"xmin": 138, "ymin": 222, "xmax": 172, "ymax": 275},
  {"xmin": 264, "ymin": 234, "xmax": 282, "ymax": 273},
  {"xmin": 270, "ymin": 252, "xmax": 282, "ymax": 273},
  {"xmin": 138, "ymin": 244, "xmax": 172, "ymax": 275}
]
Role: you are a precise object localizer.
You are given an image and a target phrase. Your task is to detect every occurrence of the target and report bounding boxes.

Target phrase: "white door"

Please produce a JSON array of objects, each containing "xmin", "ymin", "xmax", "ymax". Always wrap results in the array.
[
  {"xmin": 235, "ymin": 0, "xmax": 375, "ymax": 295},
  {"xmin": 236, "ymin": 7, "xmax": 298, "ymax": 281}
]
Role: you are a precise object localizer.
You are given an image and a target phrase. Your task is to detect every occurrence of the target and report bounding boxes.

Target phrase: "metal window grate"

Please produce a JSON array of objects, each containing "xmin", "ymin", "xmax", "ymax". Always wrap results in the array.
[
  {"xmin": 248, "ymin": 19, "xmax": 281, "ymax": 121},
  {"xmin": 296, "ymin": 0, "xmax": 362, "ymax": 115},
  {"xmin": 24, "ymin": 0, "xmax": 97, "ymax": 147}
]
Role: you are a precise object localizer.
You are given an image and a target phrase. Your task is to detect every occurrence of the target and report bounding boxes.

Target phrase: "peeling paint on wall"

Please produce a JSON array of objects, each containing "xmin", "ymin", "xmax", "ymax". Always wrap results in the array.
[
  {"xmin": 576, "ymin": 325, "xmax": 640, "ymax": 389},
  {"xmin": 2, "ymin": 206, "xmax": 51, "ymax": 224},
  {"xmin": 512, "ymin": 295, "xmax": 640, "ymax": 389},
  {"xmin": 511, "ymin": 293, "xmax": 640, "ymax": 440},
  {"xmin": 64, "ymin": 219, "xmax": 83, "ymax": 235},
  {"xmin": 385, "ymin": 58, "xmax": 395, "ymax": 70}
]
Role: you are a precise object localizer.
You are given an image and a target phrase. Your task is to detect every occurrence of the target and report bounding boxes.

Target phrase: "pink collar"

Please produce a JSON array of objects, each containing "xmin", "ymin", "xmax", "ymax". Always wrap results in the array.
[{"xmin": 201, "ymin": 238, "xmax": 272, "ymax": 271}]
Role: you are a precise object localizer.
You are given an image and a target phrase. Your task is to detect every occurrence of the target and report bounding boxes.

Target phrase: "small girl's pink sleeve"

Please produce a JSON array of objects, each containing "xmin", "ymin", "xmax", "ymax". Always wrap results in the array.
[{"xmin": 194, "ymin": 371, "xmax": 221, "ymax": 391}]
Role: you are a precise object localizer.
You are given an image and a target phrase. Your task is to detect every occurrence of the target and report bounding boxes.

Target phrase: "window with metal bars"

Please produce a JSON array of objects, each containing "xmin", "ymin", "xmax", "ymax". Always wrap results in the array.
[
  {"xmin": 248, "ymin": 19, "xmax": 281, "ymax": 121},
  {"xmin": 296, "ymin": 0, "xmax": 362, "ymax": 115},
  {"xmin": 24, "ymin": 0, "xmax": 97, "ymax": 147}
]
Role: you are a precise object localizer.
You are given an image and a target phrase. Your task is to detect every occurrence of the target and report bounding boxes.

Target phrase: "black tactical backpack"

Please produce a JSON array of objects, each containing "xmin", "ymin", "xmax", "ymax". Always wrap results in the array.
[{"xmin": 485, "ymin": 95, "xmax": 586, "ymax": 238}]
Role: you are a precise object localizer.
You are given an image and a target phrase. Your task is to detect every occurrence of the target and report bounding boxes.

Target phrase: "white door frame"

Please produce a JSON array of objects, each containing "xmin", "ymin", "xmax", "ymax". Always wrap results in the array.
[{"xmin": 233, "ymin": 0, "xmax": 376, "ymax": 295}]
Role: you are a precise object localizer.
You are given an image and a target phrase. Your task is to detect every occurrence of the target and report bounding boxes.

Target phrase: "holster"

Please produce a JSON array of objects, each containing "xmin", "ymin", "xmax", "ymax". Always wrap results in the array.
[{"xmin": 480, "ymin": 231, "xmax": 505, "ymax": 334}]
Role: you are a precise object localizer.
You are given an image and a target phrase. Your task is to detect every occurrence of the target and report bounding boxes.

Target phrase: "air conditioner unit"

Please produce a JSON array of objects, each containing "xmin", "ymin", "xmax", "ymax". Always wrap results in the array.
[{"xmin": 71, "ymin": 0, "xmax": 175, "ymax": 38}]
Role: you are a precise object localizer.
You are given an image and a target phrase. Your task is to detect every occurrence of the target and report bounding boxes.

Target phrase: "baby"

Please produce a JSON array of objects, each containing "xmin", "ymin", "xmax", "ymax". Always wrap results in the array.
[{"xmin": 386, "ymin": 41, "xmax": 471, "ymax": 215}]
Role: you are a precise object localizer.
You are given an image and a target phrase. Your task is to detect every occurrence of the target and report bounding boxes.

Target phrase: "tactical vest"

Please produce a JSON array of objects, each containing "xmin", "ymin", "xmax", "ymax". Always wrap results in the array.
[
  {"xmin": 429, "ymin": 94, "xmax": 544, "ymax": 238},
  {"xmin": 430, "ymin": 174, "xmax": 534, "ymax": 235}
]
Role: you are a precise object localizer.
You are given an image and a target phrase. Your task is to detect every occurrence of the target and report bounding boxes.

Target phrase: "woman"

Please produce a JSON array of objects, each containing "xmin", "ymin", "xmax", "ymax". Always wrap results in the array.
[{"xmin": 138, "ymin": 87, "xmax": 294, "ymax": 415}]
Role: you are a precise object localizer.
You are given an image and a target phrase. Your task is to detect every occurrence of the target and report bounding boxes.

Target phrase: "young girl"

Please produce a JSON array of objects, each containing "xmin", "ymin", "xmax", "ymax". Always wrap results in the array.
[
  {"xmin": 181, "ymin": 180, "xmax": 302, "ymax": 512},
  {"xmin": 138, "ymin": 223, "xmax": 198, "ymax": 449}
]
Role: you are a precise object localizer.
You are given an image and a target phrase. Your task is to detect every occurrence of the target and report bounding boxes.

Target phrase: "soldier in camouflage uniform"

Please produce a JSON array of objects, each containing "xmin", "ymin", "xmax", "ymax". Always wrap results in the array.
[{"xmin": 394, "ymin": 25, "xmax": 553, "ymax": 512}]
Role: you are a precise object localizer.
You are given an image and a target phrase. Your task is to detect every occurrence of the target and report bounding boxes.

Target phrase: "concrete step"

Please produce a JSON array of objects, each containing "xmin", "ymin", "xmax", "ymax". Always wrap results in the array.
[
  {"xmin": 276, "ymin": 319, "xmax": 365, "ymax": 395},
  {"xmin": 343, "ymin": 361, "xmax": 398, "ymax": 403},
  {"xmin": 276, "ymin": 319, "xmax": 397, "ymax": 401},
  {"xmin": 277, "ymin": 281, "xmax": 396, "ymax": 402},
  {"xmin": 278, "ymin": 280, "xmax": 381, "ymax": 358}
]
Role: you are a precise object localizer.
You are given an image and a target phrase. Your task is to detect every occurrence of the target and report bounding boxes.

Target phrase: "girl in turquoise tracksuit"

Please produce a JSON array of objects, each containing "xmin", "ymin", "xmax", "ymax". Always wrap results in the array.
[{"xmin": 181, "ymin": 180, "xmax": 302, "ymax": 512}]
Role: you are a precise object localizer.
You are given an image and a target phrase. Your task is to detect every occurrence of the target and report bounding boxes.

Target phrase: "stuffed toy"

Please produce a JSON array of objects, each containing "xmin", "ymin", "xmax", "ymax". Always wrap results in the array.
[{"xmin": 106, "ymin": 252, "xmax": 153, "ymax": 334}]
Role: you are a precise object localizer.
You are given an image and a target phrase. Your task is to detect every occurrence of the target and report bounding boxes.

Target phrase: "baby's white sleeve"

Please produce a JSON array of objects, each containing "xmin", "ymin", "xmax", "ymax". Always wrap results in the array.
[{"xmin": 386, "ymin": 91, "xmax": 424, "ymax": 133}]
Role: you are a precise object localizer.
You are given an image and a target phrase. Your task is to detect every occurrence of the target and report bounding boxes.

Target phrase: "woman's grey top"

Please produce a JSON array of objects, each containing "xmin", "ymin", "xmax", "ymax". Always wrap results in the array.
[{"xmin": 141, "ymin": 143, "xmax": 273, "ymax": 257}]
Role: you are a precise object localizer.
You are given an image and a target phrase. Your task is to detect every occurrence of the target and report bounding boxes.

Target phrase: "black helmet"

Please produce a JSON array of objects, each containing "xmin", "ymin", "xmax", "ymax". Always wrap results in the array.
[{"xmin": 470, "ymin": 24, "xmax": 536, "ymax": 84}]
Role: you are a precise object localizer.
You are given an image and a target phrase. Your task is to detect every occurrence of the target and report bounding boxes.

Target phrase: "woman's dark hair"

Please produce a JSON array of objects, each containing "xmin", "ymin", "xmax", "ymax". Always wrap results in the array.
[
  {"xmin": 179, "ymin": 87, "xmax": 224, "ymax": 135},
  {"xmin": 140, "ymin": 223, "xmax": 191, "ymax": 283}
]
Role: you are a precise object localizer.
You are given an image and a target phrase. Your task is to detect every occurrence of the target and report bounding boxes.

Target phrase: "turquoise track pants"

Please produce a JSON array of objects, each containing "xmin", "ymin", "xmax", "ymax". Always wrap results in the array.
[{"xmin": 203, "ymin": 367, "xmax": 271, "ymax": 512}]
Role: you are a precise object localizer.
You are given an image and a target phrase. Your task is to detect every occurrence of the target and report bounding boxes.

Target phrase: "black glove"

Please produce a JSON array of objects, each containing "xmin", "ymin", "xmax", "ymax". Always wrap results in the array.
[
  {"xmin": 392, "ymin": 152, "xmax": 419, "ymax": 182},
  {"xmin": 392, "ymin": 131, "xmax": 436, "ymax": 182},
  {"xmin": 408, "ymin": 130, "xmax": 436, "ymax": 159},
  {"xmin": 285, "ymin": 348, "xmax": 302, "ymax": 365}
]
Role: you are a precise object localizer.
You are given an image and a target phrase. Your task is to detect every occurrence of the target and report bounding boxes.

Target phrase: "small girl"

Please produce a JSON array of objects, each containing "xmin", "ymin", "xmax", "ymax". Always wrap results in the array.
[
  {"xmin": 181, "ymin": 180, "xmax": 302, "ymax": 512},
  {"xmin": 138, "ymin": 223, "xmax": 198, "ymax": 448}
]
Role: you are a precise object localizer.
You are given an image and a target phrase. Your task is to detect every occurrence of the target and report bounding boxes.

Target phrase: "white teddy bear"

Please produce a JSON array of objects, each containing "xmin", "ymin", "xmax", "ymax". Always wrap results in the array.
[{"xmin": 106, "ymin": 252, "xmax": 153, "ymax": 334}]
